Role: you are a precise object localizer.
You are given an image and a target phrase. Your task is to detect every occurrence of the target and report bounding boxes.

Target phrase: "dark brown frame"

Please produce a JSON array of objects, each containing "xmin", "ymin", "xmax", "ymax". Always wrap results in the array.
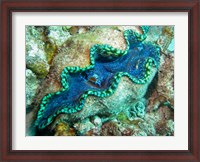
[{"xmin": 0, "ymin": 0, "xmax": 199, "ymax": 161}]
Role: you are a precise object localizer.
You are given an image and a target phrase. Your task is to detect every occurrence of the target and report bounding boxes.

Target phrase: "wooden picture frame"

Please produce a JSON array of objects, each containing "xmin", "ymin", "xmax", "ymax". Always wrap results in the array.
[{"xmin": 0, "ymin": 0, "xmax": 199, "ymax": 161}]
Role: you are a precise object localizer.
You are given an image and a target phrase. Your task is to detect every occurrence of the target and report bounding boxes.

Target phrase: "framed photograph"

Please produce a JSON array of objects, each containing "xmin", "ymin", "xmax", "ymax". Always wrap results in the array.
[{"xmin": 1, "ymin": 0, "xmax": 199, "ymax": 161}]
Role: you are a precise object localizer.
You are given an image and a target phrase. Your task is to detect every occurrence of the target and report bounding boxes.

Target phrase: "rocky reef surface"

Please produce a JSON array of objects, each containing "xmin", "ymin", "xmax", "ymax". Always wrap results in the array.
[{"xmin": 26, "ymin": 26, "xmax": 174, "ymax": 136}]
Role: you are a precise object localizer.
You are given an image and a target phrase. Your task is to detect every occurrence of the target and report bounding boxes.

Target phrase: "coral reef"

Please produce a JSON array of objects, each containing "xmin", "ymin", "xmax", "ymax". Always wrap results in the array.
[{"xmin": 25, "ymin": 25, "xmax": 174, "ymax": 136}]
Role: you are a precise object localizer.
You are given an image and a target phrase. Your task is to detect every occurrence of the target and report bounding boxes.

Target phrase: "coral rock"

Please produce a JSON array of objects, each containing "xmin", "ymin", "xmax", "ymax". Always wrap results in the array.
[
  {"xmin": 100, "ymin": 121, "xmax": 122, "ymax": 136},
  {"xmin": 54, "ymin": 122, "xmax": 75, "ymax": 136},
  {"xmin": 26, "ymin": 26, "xmax": 50, "ymax": 78},
  {"xmin": 26, "ymin": 69, "xmax": 39, "ymax": 108},
  {"xmin": 73, "ymin": 118, "xmax": 95, "ymax": 135}
]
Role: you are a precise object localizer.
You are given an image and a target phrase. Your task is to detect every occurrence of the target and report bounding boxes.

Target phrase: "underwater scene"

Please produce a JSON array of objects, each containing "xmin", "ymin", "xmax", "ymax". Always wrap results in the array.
[{"xmin": 26, "ymin": 26, "xmax": 174, "ymax": 136}]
